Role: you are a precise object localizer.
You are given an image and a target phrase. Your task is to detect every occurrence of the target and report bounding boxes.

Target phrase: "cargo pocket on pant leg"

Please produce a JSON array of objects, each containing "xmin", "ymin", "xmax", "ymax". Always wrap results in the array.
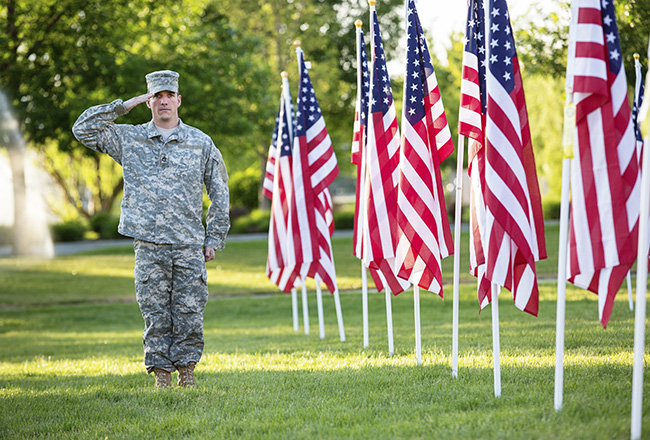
[{"xmin": 199, "ymin": 266, "xmax": 209, "ymax": 309}]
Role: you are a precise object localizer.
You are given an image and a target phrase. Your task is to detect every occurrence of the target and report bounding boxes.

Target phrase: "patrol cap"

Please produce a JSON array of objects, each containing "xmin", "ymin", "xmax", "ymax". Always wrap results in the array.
[{"xmin": 145, "ymin": 70, "xmax": 180, "ymax": 94}]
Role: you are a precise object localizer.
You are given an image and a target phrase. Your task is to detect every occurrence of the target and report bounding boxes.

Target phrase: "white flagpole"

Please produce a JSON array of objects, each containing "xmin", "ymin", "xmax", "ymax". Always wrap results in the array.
[
  {"xmin": 414, "ymin": 285, "xmax": 422, "ymax": 365},
  {"xmin": 362, "ymin": 264, "xmax": 369, "ymax": 347},
  {"xmin": 386, "ymin": 286, "xmax": 395, "ymax": 355},
  {"xmin": 292, "ymin": 287, "xmax": 299, "ymax": 331},
  {"xmin": 368, "ymin": 0, "xmax": 394, "ymax": 357},
  {"xmin": 491, "ymin": 282, "xmax": 501, "ymax": 398},
  {"xmin": 316, "ymin": 277, "xmax": 325, "ymax": 339},
  {"xmin": 301, "ymin": 279, "xmax": 310, "ymax": 335},
  {"xmin": 554, "ymin": 156, "xmax": 572, "ymax": 411},
  {"xmin": 628, "ymin": 53, "xmax": 646, "ymax": 316},
  {"xmin": 631, "ymin": 42, "xmax": 650, "ymax": 440},
  {"xmin": 555, "ymin": 0, "xmax": 579, "ymax": 413},
  {"xmin": 280, "ymin": 72, "xmax": 299, "ymax": 333},
  {"xmin": 627, "ymin": 272, "xmax": 634, "ymax": 312},
  {"xmin": 452, "ymin": 133, "xmax": 465, "ymax": 377},
  {"xmin": 630, "ymin": 124, "xmax": 649, "ymax": 440},
  {"xmin": 333, "ymin": 287, "xmax": 346, "ymax": 342},
  {"xmin": 355, "ymin": 19, "xmax": 370, "ymax": 349}
]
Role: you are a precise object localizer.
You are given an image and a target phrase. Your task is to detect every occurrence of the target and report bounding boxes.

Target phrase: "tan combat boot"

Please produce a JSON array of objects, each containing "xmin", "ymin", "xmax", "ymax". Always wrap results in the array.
[
  {"xmin": 152, "ymin": 368, "xmax": 172, "ymax": 388},
  {"xmin": 177, "ymin": 362, "xmax": 196, "ymax": 387}
]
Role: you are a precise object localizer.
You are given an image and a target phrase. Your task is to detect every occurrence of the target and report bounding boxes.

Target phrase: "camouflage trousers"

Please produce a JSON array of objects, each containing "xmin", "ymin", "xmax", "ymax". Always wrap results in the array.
[{"xmin": 133, "ymin": 239, "xmax": 208, "ymax": 373}]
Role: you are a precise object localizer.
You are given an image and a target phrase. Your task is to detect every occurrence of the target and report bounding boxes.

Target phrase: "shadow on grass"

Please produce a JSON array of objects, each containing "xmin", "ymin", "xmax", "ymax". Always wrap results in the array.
[
  {"xmin": 1, "ymin": 360, "xmax": 647, "ymax": 440},
  {"xmin": 0, "ymin": 291, "xmax": 648, "ymax": 439}
]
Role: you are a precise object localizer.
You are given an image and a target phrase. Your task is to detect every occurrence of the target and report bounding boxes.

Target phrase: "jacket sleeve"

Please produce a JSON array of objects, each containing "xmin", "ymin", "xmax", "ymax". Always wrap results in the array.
[
  {"xmin": 72, "ymin": 99, "xmax": 129, "ymax": 165},
  {"xmin": 204, "ymin": 143, "xmax": 230, "ymax": 250}
]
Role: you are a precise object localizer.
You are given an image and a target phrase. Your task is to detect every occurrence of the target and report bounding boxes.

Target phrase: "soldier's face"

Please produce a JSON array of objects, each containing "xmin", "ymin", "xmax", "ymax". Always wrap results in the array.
[{"xmin": 147, "ymin": 90, "xmax": 181, "ymax": 126}]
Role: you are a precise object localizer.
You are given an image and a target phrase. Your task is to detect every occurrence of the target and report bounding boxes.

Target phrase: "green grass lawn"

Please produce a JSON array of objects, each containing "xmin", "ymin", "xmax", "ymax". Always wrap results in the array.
[
  {"xmin": 0, "ymin": 223, "xmax": 648, "ymax": 439},
  {"xmin": 0, "ymin": 223, "xmax": 561, "ymax": 307}
]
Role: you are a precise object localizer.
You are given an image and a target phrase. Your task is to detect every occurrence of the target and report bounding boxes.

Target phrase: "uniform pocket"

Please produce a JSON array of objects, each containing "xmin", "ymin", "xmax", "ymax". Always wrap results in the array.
[
  {"xmin": 171, "ymin": 147, "xmax": 202, "ymax": 179},
  {"xmin": 135, "ymin": 267, "xmax": 150, "ymax": 283}
]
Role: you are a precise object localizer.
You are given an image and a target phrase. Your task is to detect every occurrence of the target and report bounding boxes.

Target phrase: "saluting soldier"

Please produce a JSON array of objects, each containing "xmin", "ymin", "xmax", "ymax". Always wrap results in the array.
[{"xmin": 73, "ymin": 70, "xmax": 230, "ymax": 388}]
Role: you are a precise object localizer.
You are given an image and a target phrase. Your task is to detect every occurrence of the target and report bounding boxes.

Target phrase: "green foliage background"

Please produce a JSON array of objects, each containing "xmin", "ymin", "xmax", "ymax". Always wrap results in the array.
[{"xmin": 1, "ymin": 0, "xmax": 648, "ymax": 219}]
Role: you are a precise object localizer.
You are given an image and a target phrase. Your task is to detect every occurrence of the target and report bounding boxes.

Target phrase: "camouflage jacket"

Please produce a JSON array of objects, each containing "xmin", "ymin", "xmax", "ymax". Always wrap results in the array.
[{"xmin": 72, "ymin": 99, "xmax": 230, "ymax": 250}]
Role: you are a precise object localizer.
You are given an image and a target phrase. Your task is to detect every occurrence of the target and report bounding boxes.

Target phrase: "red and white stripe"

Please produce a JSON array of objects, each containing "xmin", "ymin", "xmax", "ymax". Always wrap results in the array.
[
  {"xmin": 395, "ymin": 8, "xmax": 454, "ymax": 295},
  {"xmin": 262, "ymin": 148, "xmax": 276, "ymax": 201},
  {"xmin": 568, "ymin": 0, "xmax": 639, "ymax": 327},
  {"xmin": 287, "ymin": 116, "xmax": 337, "ymax": 270},
  {"xmin": 359, "ymin": 9, "xmax": 410, "ymax": 295},
  {"xmin": 306, "ymin": 189, "xmax": 338, "ymax": 293},
  {"xmin": 484, "ymin": 4, "xmax": 546, "ymax": 316},
  {"xmin": 266, "ymin": 95, "xmax": 300, "ymax": 292},
  {"xmin": 351, "ymin": 42, "xmax": 367, "ymax": 261},
  {"xmin": 395, "ymin": 116, "xmax": 453, "ymax": 294},
  {"xmin": 467, "ymin": 139, "xmax": 491, "ymax": 308},
  {"xmin": 459, "ymin": 48, "xmax": 483, "ymax": 141},
  {"xmin": 362, "ymin": 100, "xmax": 410, "ymax": 294},
  {"xmin": 458, "ymin": 1, "xmax": 490, "ymax": 308},
  {"xmin": 287, "ymin": 48, "xmax": 340, "ymax": 294}
]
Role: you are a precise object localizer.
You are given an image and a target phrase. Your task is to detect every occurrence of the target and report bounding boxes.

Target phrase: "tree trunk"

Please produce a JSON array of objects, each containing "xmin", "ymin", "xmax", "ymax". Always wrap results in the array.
[
  {"xmin": 7, "ymin": 147, "xmax": 30, "ymax": 255},
  {"xmin": 1, "ymin": 91, "xmax": 52, "ymax": 257}
]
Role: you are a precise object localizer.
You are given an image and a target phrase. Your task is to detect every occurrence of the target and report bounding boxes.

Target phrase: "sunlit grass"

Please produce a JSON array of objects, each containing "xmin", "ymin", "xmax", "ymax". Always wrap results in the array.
[
  {"xmin": 1, "ymin": 290, "xmax": 648, "ymax": 439},
  {"xmin": 0, "ymin": 223, "xmax": 562, "ymax": 307},
  {"xmin": 1, "ymin": 222, "xmax": 649, "ymax": 438}
]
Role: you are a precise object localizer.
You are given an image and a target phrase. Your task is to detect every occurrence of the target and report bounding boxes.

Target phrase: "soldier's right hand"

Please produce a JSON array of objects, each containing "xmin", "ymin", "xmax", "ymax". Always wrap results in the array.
[{"xmin": 124, "ymin": 93, "xmax": 153, "ymax": 112}]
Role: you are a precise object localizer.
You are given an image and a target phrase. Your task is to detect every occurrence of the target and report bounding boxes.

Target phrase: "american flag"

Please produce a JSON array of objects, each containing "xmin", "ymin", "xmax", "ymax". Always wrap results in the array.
[
  {"xmin": 395, "ymin": 0, "xmax": 454, "ymax": 295},
  {"xmin": 262, "ymin": 106, "xmax": 280, "ymax": 201},
  {"xmin": 288, "ymin": 46, "xmax": 340, "ymax": 293},
  {"xmin": 459, "ymin": 0, "xmax": 491, "ymax": 308},
  {"xmin": 265, "ymin": 85, "xmax": 300, "ymax": 292},
  {"xmin": 633, "ymin": 55, "xmax": 649, "ymax": 270},
  {"xmin": 633, "ymin": 55, "xmax": 645, "ymax": 160},
  {"xmin": 360, "ymin": 7, "xmax": 411, "ymax": 295},
  {"xmin": 568, "ymin": 0, "xmax": 639, "ymax": 327},
  {"xmin": 483, "ymin": 0, "xmax": 546, "ymax": 316},
  {"xmin": 352, "ymin": 26, "xmax": 370, "ymax": 260}
]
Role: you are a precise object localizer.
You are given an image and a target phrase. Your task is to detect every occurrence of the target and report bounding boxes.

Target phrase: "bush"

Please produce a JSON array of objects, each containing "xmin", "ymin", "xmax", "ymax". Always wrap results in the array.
[
  {"xmin": 333, "ymin": 207, "xmax": 355, "ymax": 230},
  {"xmin": 51, "ymin": 220, "xmax": 87, "ymax": 242},
  {"xmin": 231, "ymin": 209, "xmax": 270, "ymax": 234},
  {"xmin": 230, "ymin": 167, "xmax": 260, "ymax": 211},
  {"xmin": 0, "ymin": 225, "xmax": 13, "ymax": 245},
  {"xmin": 89, "ymin": 212, "xmax": 124, "ymax": 239},
  {"xmin": 543, "ymin": 200, "xmax": 562, "ymax": 220}
]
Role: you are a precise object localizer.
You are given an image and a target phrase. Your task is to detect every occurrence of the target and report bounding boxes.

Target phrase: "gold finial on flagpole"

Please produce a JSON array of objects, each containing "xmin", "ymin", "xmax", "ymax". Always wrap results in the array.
[
  {"xmin": 355, "ymin": 20, "xmax": 363, "ymax": 28},
  {"xmin": 368, "ymin": 0, "xmax": 376, "ymax": 6},
  {"xmin": 634, "ymin": 53, "xmax": 640, "ymax": 61},
  {"xmin": 281, "ymin": 71, "xmax": 289, "ymax": 78},
  {"xmin": 294, "ymin": 40, "xmax": 301, "ymax": 48}
]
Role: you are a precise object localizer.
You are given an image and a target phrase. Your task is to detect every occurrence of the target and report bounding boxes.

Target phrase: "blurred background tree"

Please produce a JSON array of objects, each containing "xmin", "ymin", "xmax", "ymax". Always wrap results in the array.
[
  {"xmin": 0, "ymin": 0, "xmax": 647, "ymax": 231},
  {"xmin": 0, "ymin": 0, "xmax": 274, "ymax": 220}
]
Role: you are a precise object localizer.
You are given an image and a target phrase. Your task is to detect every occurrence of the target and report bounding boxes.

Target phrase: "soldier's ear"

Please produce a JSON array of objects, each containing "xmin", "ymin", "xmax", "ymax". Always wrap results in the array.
[
  {"xmin": 177, "ymin": 94, "xmax": 181, "ymax": 107},
  {"xmin": 146, "ymin": 99, "xmax": 152, "ymax": 109}
]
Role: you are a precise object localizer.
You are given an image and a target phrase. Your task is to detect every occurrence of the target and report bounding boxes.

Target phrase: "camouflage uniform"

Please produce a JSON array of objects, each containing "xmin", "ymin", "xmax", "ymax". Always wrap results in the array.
[{"xmin": 72, "ymin": 99, "xmax": 229, "ymax": 373}]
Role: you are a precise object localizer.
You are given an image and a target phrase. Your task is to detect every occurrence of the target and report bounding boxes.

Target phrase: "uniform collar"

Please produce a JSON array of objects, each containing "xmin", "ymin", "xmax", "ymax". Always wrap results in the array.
[{"xmin": 145, "ymin": 119, "xmax": 187, "ymax": 142}]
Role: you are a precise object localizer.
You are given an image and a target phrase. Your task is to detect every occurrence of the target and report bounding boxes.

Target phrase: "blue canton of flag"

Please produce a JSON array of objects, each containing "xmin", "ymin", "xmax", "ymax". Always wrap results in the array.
[
  {"xmin": 370, "ymin": 11, "xmax": 394, "ymax": 116},
  {"xmin": 279, "ymin": 100, "xmax": 293, "ymax": 158},
  {"xmin": 465, "ymin": 0, "xmax": 488, "ymax": 114},
  {"xmin": 633, "ymin": 60, "xmax": 645, "ymax": 144},
  {"xmin": 359, "ymin": 30, "xmax": 370, "ymax": 131},
  {"xmin": 296, "ymin": 53, "xmax": 323, "ymax": 138},
  {"xmin": 271, "ymin": 112, "xmax": 280, "ymax": 150},
  {"xmin": 487, "ymin": 1, "xmax": 517, "ymax": 94},
  {"xmin": 601, "ymin": 0, "xmax": 623, "ymax": 76},
  {"xmin": 403, "ymin": 5, "xmax": 428, "ymax": 126}
]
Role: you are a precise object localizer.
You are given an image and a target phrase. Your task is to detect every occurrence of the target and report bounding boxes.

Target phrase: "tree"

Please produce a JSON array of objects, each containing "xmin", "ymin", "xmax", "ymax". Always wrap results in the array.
[
  {"xmin": 218, "ymin": 0, "xmax": 406, "ymax": 206},
  {"xmin": 515, "ymin": 0, "xmax": 650, "ymax": 82},
  {"xmin": 0, "ymin": 0, "xmax": 275, "ymax": 218}
]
